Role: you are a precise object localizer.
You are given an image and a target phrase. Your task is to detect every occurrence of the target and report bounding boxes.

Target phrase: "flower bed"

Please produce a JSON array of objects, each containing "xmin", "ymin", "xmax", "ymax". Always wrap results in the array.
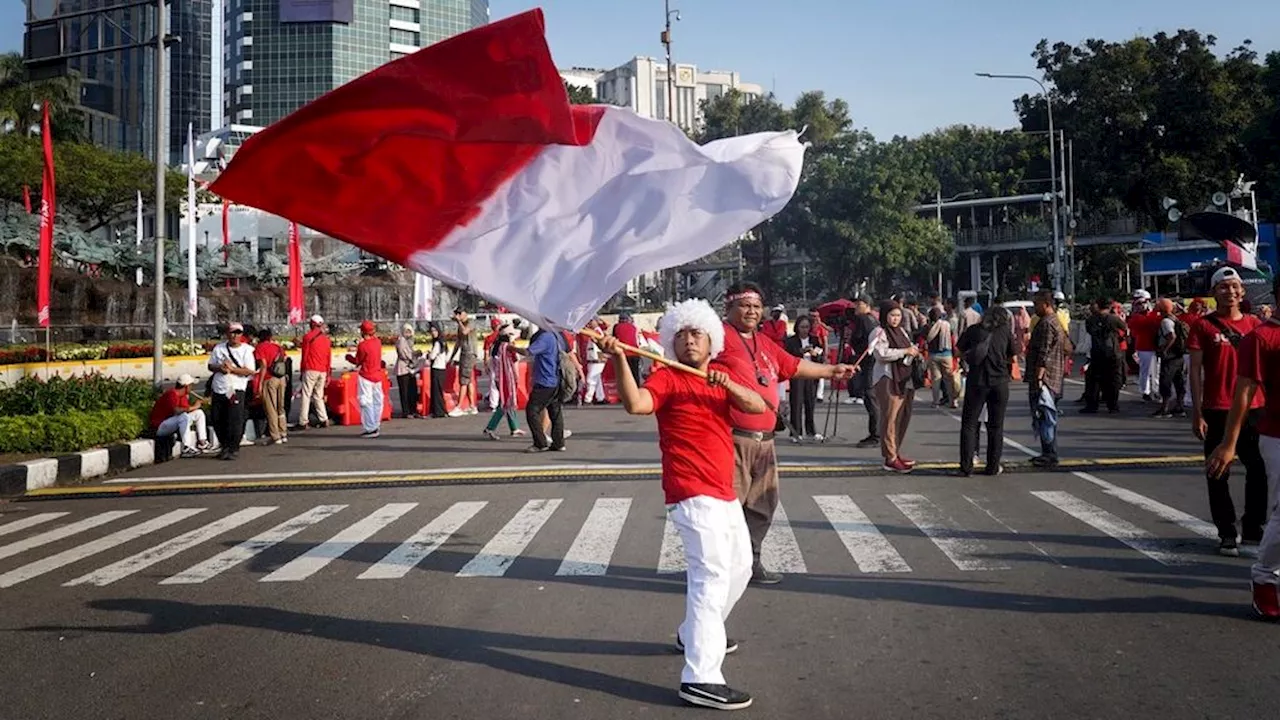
[{"xmin": 0, "ymin": 341, "xmax": 209, "ymax": 365}]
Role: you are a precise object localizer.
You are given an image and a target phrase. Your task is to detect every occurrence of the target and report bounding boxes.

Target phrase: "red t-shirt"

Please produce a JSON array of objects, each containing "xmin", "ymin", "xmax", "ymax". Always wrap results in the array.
[
  {"xmin": 300, "ymin": 328, "xmax": 332, "ymax": 374},
  {"xmin": 643, "ymin": 365, "xmax": 737, "ymax": 504},
  {"xmin": 347, "ymin": 336, "xmax": 385, "ymax": 382},
  {"xmin": 760, "ymin": 318, "xmax": 788, "ymax": 344},
  {"xmin": 1127, "ymin": 311, "xmax": 1159, "ymax": 352},
  {"xmin": 254, "ymin": 340, "xmax": 284, "ymax": 372},
  {"xmin": 612, "ymin": 321, "xmax": 639, "ymax": 346},
  {"xmin": 149, "ymin": 388, "xmax": 191, "ymax": 430},
  {"xmin": 717, "ymin": 322, "xmax": 800, "ymax": 432},
  {"xmin": 1188, "ymin": 313, "xmax": 1264, "ymax": 411},
  {"xmin": 1237, "ymin": 321, "xmax": 1280, "ymax": 438}
]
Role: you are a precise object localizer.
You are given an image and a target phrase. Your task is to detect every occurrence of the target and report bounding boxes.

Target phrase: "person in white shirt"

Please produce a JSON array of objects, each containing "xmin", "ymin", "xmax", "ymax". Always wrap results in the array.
[
  {"xmin": 582, "ymin": 317, "xmax": 607, "ymax": 404},
  {"xmin": 207, "ymin": 322, "xmax": 257, "ymax": 460}
]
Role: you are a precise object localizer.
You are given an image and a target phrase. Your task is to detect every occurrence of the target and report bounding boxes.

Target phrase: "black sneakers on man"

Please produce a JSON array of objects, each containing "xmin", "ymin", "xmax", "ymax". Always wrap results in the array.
[
  {"xmin": 750, "ymin": 561, "xmax": 782, "ymax": 585},
  {"xmin": 678, "ymin": 683, "xmax": 753, "ymax": 710}
]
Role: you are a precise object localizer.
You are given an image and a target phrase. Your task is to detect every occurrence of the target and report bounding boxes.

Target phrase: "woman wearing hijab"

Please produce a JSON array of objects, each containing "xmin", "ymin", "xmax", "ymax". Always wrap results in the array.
[
  {"xmin": 483, "ymin": 332, "xmax": 528, "ymax": 439},
  {"xmin": 783, "ymin": 314, "xmax": 824, "ymax": 441},
  {"xmin": 394, "ymin": 324, "xmax": 423, "ymax": 418},
  {"xmin": 870, "ymin": 301, "xmax": 922, "ymax": 473},
  {"xmin": 955, "ymin": 305, "xmax": 1017, "ymax": 476},
  {"xmin": 426, "ymin": 322, "xmax": 450, "ymax": 418}
]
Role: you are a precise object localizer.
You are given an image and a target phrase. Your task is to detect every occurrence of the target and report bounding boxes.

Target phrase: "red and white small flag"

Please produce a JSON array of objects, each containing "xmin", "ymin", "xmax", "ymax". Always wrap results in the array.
[
  {"xmin": 1224, "ymin": 240, "xmax": 1258, "ymax": 271},
  {"xmin": 210, "ymin": 9, "xmax": 806, "ymax": 330}
]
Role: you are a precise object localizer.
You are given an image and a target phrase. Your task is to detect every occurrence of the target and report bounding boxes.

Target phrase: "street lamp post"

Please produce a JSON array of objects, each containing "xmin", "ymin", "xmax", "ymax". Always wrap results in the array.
[
  {"xmin": 976, "ymin": 72, "xmax": 1062, "ymax": 293},
  {"xmin": 152, "ymin": 0, "xmax": 168, "ymax": 386},
  {"xmin": 661, "ymin": 1, "xmax": 680, "ymax": 127}
]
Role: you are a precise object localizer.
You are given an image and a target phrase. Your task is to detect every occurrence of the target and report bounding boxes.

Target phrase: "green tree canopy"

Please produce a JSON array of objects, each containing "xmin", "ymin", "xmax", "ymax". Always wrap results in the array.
[{"xmin": 563, "ymin": 80, "xmax": 595, "ymax": 105}]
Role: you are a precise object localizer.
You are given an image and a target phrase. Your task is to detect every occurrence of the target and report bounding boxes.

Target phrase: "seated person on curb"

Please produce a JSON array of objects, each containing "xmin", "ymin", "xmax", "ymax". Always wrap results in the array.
[
  {"xmin": 148, "ymin": 374, "xmax": 210, "ymax": 457},
  {"xmin": 595, "ymin": 298, "xmax": 767, "ymax": 712}
]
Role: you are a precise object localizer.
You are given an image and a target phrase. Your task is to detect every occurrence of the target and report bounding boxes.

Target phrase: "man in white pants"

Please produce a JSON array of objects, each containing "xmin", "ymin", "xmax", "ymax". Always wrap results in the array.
[
  {"xmin": 149, "ymin": 373, "xmax": 209, "ymax": 457},
  {"xmin": 582, "ymin": 318, "xmax": 607, "ymax": 403},
  {"xmin": 1130, "ymin": 290, "xmax": 1160, "ymax": 399},
  {"xmin": 345, "ymin": 320, "xmax": 386, "ymax": 438},
  {"xmin": 1208, "ymin": 274, "xmax": 1280, "ymax": 619},
  {"xmin": 596, "ymin": 299, "xmax": 768, "ymax": 711}
]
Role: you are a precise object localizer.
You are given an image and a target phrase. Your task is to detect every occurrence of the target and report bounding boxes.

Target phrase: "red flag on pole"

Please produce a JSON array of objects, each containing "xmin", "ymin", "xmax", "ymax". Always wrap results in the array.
[
  {"xmin": 36, "ymin": 102, "xmax": 55, "ymax": 328},
  {"xmin": 22, "ymin": 185, "xmax": 32, "ymax": 214},
  {"xmin": 287, "ymin": 222, "xmax": 303, "ymax": 324}
]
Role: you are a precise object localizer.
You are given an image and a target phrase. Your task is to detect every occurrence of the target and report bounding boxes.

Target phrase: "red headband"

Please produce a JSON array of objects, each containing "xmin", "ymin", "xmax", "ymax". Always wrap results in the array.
[{"xmin": 726, "ymin": 291, "xmax": 762, "ymax": 304}]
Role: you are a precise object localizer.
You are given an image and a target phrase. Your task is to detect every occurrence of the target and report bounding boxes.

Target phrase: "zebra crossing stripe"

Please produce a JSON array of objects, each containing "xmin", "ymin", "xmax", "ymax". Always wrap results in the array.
[
  {"xmin": 1071, "ymin": 472, "xmax": 1218, "ymax": 540},
  {"xmin": 1033, "ymin": 490, "xmax": 1192, "ymax": 565},
  {"xmin": 160, "ymin": 505, "xmax": 348, "ymax": 585},
  {"xmin": 0, "ymin": 512, "xmax": 69, "ymax": 538},
  {"xmin": 64, "ymin": 507, "xmax": 279, "ymax": 587},
  {"xmin": 0, "ymin": 511, "xmax": 138, "ymax": 563},
  {"xmin": 964, "ymin": 495, "xmax": 1065, "ymax": 568},
  {"xmin": 657, "ymin": 512, "xmax": 686, "ymax": 575},
  {"xmin": 761, "ymin": 503, "xmax": 807, "ymax": 574},
  {"xmin": 359, "ymin": 501, "xmax": 488, "ymax": 580},
  {"xmin": 557, "ymin": 498, "xmax": 632, "ymax": 576},
  {"xmin": 261, "ymin": 503, "xmax": 418, "ymax": 583},
  {"xmin": 813, "ymin": 495, "xmax": 910, "ymax": 573},
  {"xmin": 456, "ymin": 499, "xmax": 561, "ymax": 577},
  {"xmin": 0, "ymin": 509, "xmax": 206, "ymax": 589},
  {"xmin": 888, "ymin": 493, "xmax": 1011, "ymax": 571}
]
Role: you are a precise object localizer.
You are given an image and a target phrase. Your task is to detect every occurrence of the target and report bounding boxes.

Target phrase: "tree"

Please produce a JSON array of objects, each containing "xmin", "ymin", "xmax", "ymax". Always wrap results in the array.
[
  {"xmin": 563, "ymin": 80, "xmax": 595, "ymax": 105},
  {"xmin": 0, "ymin": 52, "xmax": 85, "ymax": 142}
]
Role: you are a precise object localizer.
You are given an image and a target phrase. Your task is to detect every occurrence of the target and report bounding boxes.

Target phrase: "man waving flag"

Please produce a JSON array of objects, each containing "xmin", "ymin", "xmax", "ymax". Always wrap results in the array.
[{"xmin": 210, "ymin": 8, "xmax": 806, "ymax": 331}]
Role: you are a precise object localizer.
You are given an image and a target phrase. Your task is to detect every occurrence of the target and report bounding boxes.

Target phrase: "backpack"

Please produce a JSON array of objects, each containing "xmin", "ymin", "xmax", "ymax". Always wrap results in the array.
[
  {"xmin": 555, "ymin": 335, "xmax": 579, "ymax": 404},
  {"xmin": 269, "ymin": 345, "xmax": 289, "ymax": 378},
  {"xmin": 1160, "ymin": 317, "xmax": 1189, "ymax": 359}
]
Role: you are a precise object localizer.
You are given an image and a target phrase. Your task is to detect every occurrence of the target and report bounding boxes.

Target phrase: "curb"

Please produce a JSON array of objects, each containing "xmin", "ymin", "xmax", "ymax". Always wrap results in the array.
[
  {"xmin": 14, "ymin": 454, "xmax": 1205, "ymax": 501},
  {"xmin": 0, "ymin": 439, "xmax": 181, "ymax": 498}
]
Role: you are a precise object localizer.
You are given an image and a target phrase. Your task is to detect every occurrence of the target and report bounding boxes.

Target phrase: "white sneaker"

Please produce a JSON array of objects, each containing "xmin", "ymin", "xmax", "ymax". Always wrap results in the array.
[
  {"xmin": 447, "ymin": 408, "xmax": 465, "ymax": 418},
  {"xmin": 467, "ymin": 408, "xmax": 478, "ymax": 415}
]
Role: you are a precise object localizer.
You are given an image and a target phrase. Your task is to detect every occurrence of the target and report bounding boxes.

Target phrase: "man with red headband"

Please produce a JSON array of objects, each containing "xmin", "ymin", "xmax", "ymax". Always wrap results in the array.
[{"xmin": 719, "ymin": 282, "xmax": 857, "ymax": 584}]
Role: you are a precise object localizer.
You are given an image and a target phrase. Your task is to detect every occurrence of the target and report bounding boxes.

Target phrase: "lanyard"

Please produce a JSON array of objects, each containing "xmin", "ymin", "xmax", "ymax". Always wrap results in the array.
[{"xmin": 737, "ymin": 332, "xmax": 770, "ymax": 386}]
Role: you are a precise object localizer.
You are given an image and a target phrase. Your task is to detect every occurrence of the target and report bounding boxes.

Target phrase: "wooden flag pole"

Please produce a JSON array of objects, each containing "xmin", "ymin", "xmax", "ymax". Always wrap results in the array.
[{"xmin": 577, "ymin": 327, "xmax": 707, "ymax": 379}]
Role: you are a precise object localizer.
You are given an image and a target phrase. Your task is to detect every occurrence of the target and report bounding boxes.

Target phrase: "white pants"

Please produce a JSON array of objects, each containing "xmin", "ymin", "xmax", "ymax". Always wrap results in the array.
[
  {"xmin": 584, "ymin": 362, "xmax": 605, "ymax": 402},
  {"xmin": 298, "ymin": 370, "xmax": 329, "ymax": 426},
  {"xmin": 1182, "ymin": 355, "xmax": 1193, "ymax": 407},
  {"xmin": 357, "ymin": 376, "xmax": 383, "ymax": 433},
  {"xmin": 817, "ymin": 378, "xmax": 826, "ymax": 401},
  {"xmin": 1137, "ymin": 351, "xmax": 1158, "ymax": 396},
  {"xmin": 671, "ymin": 495, "xmax": 752, "ymax": 685},
  {"xmin": 487, "ymin": 358, "xmax": 501, "ymax": 409},
  {"xmin": 156, "ymin": 411, "xmax": 207, "ymax": 451},
  {"xmin": 1252, "ymin": 436, "xmax": 1280, "ymax": 586}
]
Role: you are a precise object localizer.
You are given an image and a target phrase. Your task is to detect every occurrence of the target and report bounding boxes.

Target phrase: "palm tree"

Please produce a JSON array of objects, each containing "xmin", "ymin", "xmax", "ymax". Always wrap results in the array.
[{"xmin": 0, "ymin": 52, "xmax": 85, "ymax": 141}]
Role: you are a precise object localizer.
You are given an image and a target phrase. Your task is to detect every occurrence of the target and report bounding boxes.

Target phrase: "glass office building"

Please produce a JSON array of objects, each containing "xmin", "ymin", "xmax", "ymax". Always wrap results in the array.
[{"xmin": 226, "ymin": 0, "xmax": 489, "ymax": 128}]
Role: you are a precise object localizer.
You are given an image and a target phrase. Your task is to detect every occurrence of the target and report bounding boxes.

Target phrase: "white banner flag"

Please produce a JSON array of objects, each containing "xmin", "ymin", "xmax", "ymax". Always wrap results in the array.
[
  {"xmin": 135, "ymin": 190, "xmax": 143, "ymax": 286},
  {"xmin": 413, "ymin": 273, "xmax": 434, "ymax": 321},
  {"xmin": 186, "ymin": 123, "xmax": 198, "ymax": 317}
]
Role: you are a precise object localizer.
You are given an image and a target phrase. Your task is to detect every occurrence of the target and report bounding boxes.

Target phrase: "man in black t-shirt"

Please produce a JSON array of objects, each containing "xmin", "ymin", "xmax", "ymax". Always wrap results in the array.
[
  {"xmin": 1083, "ymin": 298, "xmax": 1127, "ymax": 413},
  {"xmin": 847, "ymin": 296, "xmax": 881, "ymax": 448}
]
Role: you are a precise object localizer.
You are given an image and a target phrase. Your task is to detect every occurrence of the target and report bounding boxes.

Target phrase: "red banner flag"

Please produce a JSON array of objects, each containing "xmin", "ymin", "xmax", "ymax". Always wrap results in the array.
[
  {"xmin": 288, "ymin": 222, "xmax": 303, "ymax": 324},
  {"xmin": 22, "ymin": 185, "xmax": 32, "ymax": 214},
  {"xmin": 36, "ymin": 103, "xmax": 55, "ymax": 328}
]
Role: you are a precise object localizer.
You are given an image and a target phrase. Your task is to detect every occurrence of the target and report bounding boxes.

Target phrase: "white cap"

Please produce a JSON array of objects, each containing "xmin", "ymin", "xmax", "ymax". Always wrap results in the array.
[
  {"xmin": 1131, "ymin": 289, "xmax": 1151, "ymax": 301},
  {"xmin": 228, "ymin": 322, "xmax": 244, "ymax": 332},
  {"xmin": 309, "ymin": 314, "xmax": 325, "ymax": 325},
  {"xmin": 772, "ymin": 304, "xmax": 786, "ymax": 312},
  {"xmin": 177, "ymin": 373, "xmax": 196, "ymax": 386},
  {"xmin": 1211, "ymin": 266, "xmax": 1242, "ymax": 289}
]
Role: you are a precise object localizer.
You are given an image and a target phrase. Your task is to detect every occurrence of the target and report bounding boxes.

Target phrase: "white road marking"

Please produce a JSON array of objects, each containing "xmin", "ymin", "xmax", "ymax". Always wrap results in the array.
[
  {"xmin": 455, "ymin": 499, "xmax": 561, "ymax": 577},
  {"xmin": 1071, "ymin": 472, "xmax": 1217, "ymax": 540},
  {"xmin": 657, "ymin": 512, "xmax": 686, "ymax": 575},
  {"xmin": 65, "ymin": 507, "xmax": 278, "ymax": 587},
  {"xmin": 260, "ymin": 503, "xmax": 417, "ymax": 582},
  {"xmin": 0, "ymin": 511, "xmax": 138, "ymax": 562},
  {"xmin": 160, "ymin": 505, "xmax": 348, "ymax": 585},
  {"xmin": 557, "ymin": 498, "xmax": 632, "ymax": 576},
  {"xmin": 1033, "ymin": 490, "xmax": 1193, "ymax": 565},
  {"xmin": 760, "ymin": 502, "xmax": 808, "ymax": 573},
  {"xmin": 813, "ymin": 495, "xmax": 911, "ymax": 573},
  {"xmin": 963, "ymin": 495, "xmax": 1066, "ymax": 567},
  {"xmin": 888, "ymin": 493, "xmax": 1011, "ymax": 571},
  {"xmin": 359, "ymin": 501, "xmax": 488, "ymax": 580},
  {"xmin": 0, "ymin": 509, "xmax": 206, "ymax": 588},
  {"xmin": 0, "ymin": 512, "xmax": 69, "ymax": 538}
]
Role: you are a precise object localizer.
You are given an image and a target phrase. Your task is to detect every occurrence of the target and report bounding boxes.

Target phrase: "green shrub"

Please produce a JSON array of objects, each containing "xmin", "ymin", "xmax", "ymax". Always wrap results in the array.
[
  {"xmin": 0, "ymin": 374, "xmax": 157, "ymax": 416},
  {"xmin": 0, "ymin": 408, "xmax": 147, "ymax": 454}
]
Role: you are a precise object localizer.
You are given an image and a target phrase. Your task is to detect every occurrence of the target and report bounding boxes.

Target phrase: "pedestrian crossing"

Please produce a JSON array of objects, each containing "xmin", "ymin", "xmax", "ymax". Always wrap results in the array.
[{"xmin": 0, "ymin": 486, "xmax": 1221, "ymax": 590}]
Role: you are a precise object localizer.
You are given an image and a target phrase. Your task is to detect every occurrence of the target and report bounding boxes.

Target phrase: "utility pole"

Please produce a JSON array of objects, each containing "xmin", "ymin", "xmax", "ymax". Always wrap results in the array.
[
  {"xmin": 152, "ymin": 0, "xmax": 169, "ymax": 386},
  {"xmin": 660, "ymin": 0, "xmax": 680, "ymax": 302}
]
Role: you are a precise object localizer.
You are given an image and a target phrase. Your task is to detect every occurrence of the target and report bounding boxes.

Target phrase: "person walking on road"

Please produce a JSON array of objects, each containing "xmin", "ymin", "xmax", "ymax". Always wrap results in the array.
[
  {"xmin": 1083, "ymin": 298, "xmax": 1127, "ymax": 413},
  {"xmin": 1026, "ymin": 290, "xmax": 1068, "ymax": 469},
  {"xmin": 955, "ymin": 305, "xmax": 1016, "ymax": 476},
  {"xmin": 1152, "ymin": 298, "xmax": 1189, "ymax": 419},
  {"xmin": 1192, "ymin": 266, "xmax": 1267, "ymax": 557},
  {"xmin": 208, "ymin": 322, "xmax": 256, "ymax": 460},
  {"xmin": 253, "ymin": 327, "xmax": 288, "ymax": 445},
  {"xmin": 1206, "ymin": 271, "xmax": 1280, "ymax": 619},
  {"xmin": 295, "ymin": 315, "xmax": 331, "ymax": 430},
  {"xmin": 716, "ymin": 282, "xmax": 855, "ymax": 585},
  {"xmin": 346, "ymin": 320, "xmax": 386, "ymax": 438},
  {"xmin": 449, "ymin": 308, "xmax": 479, "ymax": 416},
  {"xmin": 925, "ymin": 306, "xmax": 961, "ymax": 409},
  {"xmin": 597, "ymin": 298, "xmax": 767, "ymax": 710},
  {"xmin": 524, "ymin": 324, "xmax": 568, "ymax": 453}
]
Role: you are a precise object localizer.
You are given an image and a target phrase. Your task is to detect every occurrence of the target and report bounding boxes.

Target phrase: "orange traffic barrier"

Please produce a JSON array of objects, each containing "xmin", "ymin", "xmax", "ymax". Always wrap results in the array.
[{"xmin": 325, "ymin": 372, "xmax": 392, "ymax": 426}]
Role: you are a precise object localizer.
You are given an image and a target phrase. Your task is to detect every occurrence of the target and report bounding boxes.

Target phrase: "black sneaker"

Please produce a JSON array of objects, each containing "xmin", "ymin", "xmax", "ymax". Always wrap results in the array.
[
  {"xmin": 360, "ymin": 430, "xmax": 380, "ymax": 438},
  {"xmin": 1219, "ymin": 538, "xmax": 1240, "ymax": 557},
  {"xmin": 678, "ymin": 683, "xmax": 752, "ymax": 711},
  {"xmin": 856, "ymin": 436, "xmax": 880, "ymax": 448},
  {"xmin": 675, "ymin": 633, "xmax": 739, "ymax": 655},
  {"xmin": 750, "ymin": 563, "xmax": 782, "ymax": 585},
  {"xmin": 1031, "ymin": 455, "xmax": 1059, "ymax": 469}
]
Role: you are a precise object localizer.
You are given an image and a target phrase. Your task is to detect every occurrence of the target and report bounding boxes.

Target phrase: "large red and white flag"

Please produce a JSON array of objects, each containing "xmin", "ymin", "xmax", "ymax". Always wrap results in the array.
[
  {"xmin": 287, "ymin": 222, "xmax": 304, "ymax": 324},
  {"xmin": 210, "ymin": 9, "xmax": 806, "ymax": 330},
  {"xmin": 36, "ymin": 102, "xmax": 55, "ymax": 328}
]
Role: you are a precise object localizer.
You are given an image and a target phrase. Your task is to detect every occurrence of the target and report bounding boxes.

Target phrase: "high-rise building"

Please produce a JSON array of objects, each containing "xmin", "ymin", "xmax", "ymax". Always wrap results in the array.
[
  {"xmin": 23, "ymin": 0, "xmax": 216, "ymax": 165},
  {"xmin": 225, "ymin": 0, "xmax": 489, "ymax": 128}
]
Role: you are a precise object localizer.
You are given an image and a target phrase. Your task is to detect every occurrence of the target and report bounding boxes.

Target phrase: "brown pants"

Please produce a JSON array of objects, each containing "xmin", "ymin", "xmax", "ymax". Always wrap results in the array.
[
  {"xmin": 732, "ymin": 434, "xmax": 779, "ymax": 561},
  {"xmin": 261, "ymin": 376, "xmax": 287, "ymax": 441},
  {"xmin": 875, "ymin": 376, "xmax": 914, "ymax": 462}
]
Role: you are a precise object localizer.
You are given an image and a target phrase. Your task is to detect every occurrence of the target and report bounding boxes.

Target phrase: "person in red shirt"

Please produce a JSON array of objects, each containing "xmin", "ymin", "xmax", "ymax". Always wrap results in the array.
[
  {"xmin": 596, "ymin": 298, "xmax": 766, "ymax": 711},
  {"xmin": 612, "ymin": 311, "xmax": 642, "ymax": 381},
  {"xmin": 807, "ymin": 310, "xmax": 832, "ymax": 402},
  {"xmin": 759, "ymin": 305, "xmax": 788, "ymax": 344},
  {"xmin": 1128, "ymin": 290, "xmax": 1159, "ymax": 400},
  {"xmin": 345, "ymin": 320, "xmax": 386, "ymax": 438},
  {"xmin": 149, "ymin": 373, "xmax": 208, "ymax": 457},
  {"xmin": 1207, "ymin": 272, "xmax": 1280, "ymax": 619},
  {"xmin": 718, "ymin": 282, "xmax": 856, "ymax": 585},
  {"xmin": 253, "ymin": 327, "xmax": 288, "ymax": 444},
  {"xmin": 1191, "ymin": 266, "xmax": 1267, "ymax": 556},
  {"xmin": 296, "ymin": 315, "xmax": 332, "ymax": 430}
]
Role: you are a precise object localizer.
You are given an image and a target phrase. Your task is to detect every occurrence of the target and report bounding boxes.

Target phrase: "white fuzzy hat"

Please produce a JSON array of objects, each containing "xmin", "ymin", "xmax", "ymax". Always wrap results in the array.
[{"xmin": 659, "ymin": 299, "xmax": 725, "ymax": 360}]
